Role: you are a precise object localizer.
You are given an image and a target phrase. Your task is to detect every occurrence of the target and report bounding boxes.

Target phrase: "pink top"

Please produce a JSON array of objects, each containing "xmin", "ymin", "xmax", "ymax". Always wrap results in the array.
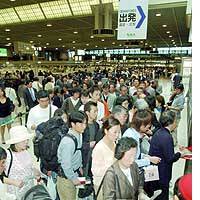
[
  {"xmin": 6, "ymin": 150, "xmax": 34, "ymax": 198},
  {"xmin": 91, "ymin": 139, "xmax": 116, "ymax": 186}
]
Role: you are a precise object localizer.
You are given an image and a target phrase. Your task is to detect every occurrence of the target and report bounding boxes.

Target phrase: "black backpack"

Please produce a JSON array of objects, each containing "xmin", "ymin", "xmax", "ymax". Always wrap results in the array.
[
  {"xmin": 33, "ymin": 116, "xmax": 78, "ymax": 173},
  {"xmin": 21, "ymin": 185, "xmax": 52, "ymax": 200}
]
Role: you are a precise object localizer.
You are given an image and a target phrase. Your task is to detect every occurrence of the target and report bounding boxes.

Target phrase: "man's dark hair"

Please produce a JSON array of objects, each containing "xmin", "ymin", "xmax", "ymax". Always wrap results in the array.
[
  {"xmin": 89, "ymin": 85, "xmax": 100, "ymax": 95},
  {"xmin": 84, "ymin": 101, "xmax": 97, "ymax": 113},
  {"xmin": 160, "ymin": 110, "xmax": 176, "ymax": 127},
  {"xmin": 115, "ymin": 137, "xmax": 137, "ymax": 160},
  {"xmin": 81, "ymin": 89, "xmax": 89, "ymax": 97},
  {"xmin": 36, "ymin": 90, "xmax": 49, "ymax": 99},
  {"xmin": 68, "ymin": 111, "xmax": 88, "ymax": 128}
]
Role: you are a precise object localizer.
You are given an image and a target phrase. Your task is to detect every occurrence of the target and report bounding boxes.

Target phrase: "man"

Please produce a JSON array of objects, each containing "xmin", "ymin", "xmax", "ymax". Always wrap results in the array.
[
  {"xmin": 62, "ymin": 87, "xmax": 82, "ymax": 115},
  {"xmin": 27, "ymin": 90, "xmax": 57, "ymax": 131},
  {"xmin": 166, "ymin": 83, "xmax": 185, "ymax": 145},
  {"xmin": 82, "ymin": 101, "xmax": 99, "ymax": 178},
  {"xmin": 23, "ymin": 80, "xmax": 38, "ymax": 110},
  {"xmin": 57, "ymin": 111, "xmax": 88, "ymax": 200}
]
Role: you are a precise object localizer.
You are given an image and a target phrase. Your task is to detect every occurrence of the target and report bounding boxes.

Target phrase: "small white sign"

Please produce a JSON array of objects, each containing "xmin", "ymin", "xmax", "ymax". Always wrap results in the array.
[{"xmin": 117, "ymin": 0, "xmax": 148, "ymax": 40}]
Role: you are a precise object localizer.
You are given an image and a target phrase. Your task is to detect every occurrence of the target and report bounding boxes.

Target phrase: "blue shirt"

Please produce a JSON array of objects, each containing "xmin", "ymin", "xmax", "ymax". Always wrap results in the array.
[
  {"xmin": 123, "ymin": 128, "xmax": 150, "ymax": 168},
  {"xmin": 172, "ymin": 92, "xmax": 185, "ymax": 119},
  {"xmin": 57, "ymin": 128, "xmax": 82, "ymax": 181}
]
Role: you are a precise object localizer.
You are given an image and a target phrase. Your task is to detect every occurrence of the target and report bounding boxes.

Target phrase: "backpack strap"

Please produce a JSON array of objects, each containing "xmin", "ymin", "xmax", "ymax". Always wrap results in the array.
[{"xmin": 65, "ymin": 133, "xmax": 81, "ymax": 154}]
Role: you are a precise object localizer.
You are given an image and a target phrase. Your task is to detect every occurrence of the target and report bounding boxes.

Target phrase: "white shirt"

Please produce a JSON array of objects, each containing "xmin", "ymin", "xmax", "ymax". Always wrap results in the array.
[
  {"xmin": 70, "ymin": 97, "xmax": 79, "ymax": 107},
  {"xmin": 5, "ymin": 87, "xmax": 17, "ymax": 102},
  {"xmin": 27, "ymin": 104, "xmax": 57, "ymax": 130},
  {"xmin": 32, "ymin": 81, "xmax": 42, "ymax": 92},
  {"xmin": 120, "ymin": 167, "xmax": 133, "ymax": 186}
]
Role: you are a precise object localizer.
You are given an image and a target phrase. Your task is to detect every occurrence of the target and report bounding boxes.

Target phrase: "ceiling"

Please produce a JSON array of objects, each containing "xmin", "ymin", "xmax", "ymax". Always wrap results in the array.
[{"xmin": 0, "ymin": 0, "xmax": 192, "ymax": 50}]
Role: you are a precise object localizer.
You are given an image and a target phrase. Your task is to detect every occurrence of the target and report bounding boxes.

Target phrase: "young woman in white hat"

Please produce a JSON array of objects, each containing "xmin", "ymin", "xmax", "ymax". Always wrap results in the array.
[{"xmin": 5, "ymin": 125, "xmax": 41, "ymax": 199}]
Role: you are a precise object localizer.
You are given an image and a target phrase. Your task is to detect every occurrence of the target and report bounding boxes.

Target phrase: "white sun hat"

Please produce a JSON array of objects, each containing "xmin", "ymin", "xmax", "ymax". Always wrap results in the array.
[{"xmin": 6, "ymin": 126, "xmax": 33, "ymax": 145}]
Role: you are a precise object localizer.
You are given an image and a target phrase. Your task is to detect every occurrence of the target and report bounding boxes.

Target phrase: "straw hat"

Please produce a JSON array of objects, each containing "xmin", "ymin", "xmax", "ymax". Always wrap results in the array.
[{"xmin": 6, "ymin": 126, "xmax": 33, "ymax": 145}]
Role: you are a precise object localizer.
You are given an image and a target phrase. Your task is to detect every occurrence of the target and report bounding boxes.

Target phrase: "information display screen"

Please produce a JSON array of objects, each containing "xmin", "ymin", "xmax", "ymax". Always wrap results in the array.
[{"xmin": 0, "ymin": 48, "xmax": 8, "ymax": 57}]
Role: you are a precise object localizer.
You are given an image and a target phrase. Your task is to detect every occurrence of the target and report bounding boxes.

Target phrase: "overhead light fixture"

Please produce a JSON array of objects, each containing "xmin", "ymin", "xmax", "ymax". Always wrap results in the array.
[
  {"xmin": 44, "ymin": 47, "xmax": 47, "ymax": 49},
  {"xmin": 74, "ymin": 31, "xmax": 78, "ymax": 34},
  {"xmin": 149, "ymin": 45, "xmax": 152, "ymax": 47},
  {"xmin": 95, "ymin": 45, "xmax": 98, "ymax": 48},
  {"xmin": 37, "ymin": 35, "xmax": 42, "ymax": 37},
  {"xmin": 119, "ymin": 44, "xmax": 122, "ymax": 46},
  {"xmin": 30, "ymin": 41, "xmax": 33, "ymax": 43},
  {"xmin": 169, "ymin": 35, "xmax": 173, "ymax": 38},
  {"xmin": 86, "ymin": 44, "xmax": 89, "ymax": 46},
  {"xmin": 73, "ymin": 47, "xmax": 76, "ymax": 49},
  {"xmin": 174, "ymin": 45, "xmax": 177, "ymax": 47},
  {"xmin": 90, "ymin": 36, "xmax": 94, "ymax": 39},
  {"xmin": 156, "ymin": 13, "xmax": 161, "ymax": 17},
  {"xmin": 162, "ymin": 24, "xmax": 167, "ymax": 27},
  {"xmin": 6, "ymin": 38, "xmax": 10, "ymax": 40},
  {"xmin": 72, "ymin": 41, "xmax": 76, "ymax": 43},
  {"xmin": 104, "ymin": 47, "xmax": 107, "ymax": 49},
  {"xmin": 145, "ymin": 43, "xmax": 148, "ymax": 45},
  {"xmin": 112, "ymin": 42, "xmax": 115, "ymax": 45},
  {"xmin": 46, "ymin": 24, "xmax": 52, "ymax": 27},
  {"xmin": 126, "ymin": 46, "xmax": 129, "ymax": 48},
  {"xmin": 62, "ymin": 45, "xmax": 65, "ymax": 47},
  {"xmin": 55, "ymin": 48, "xmax": 58, "ymax": 50},
  {"xmin": 171, "ymin": 39, "xmax": 174, "ymax": 42},
  {"xmin": 10, "ymin": 0, "xmax": 16, "ymax": 1},
  {"xmin": 5, "ymin": 29, "xmax": 11, "ymax": 32},
  {"xmin": 58, "ymin": 38, "xmax": 62, "ymax": 41},
  {"xmin": 46, "ymin": 43, "xmax": 49, "ymax": 45},
  {"xmin": 166, "ymin": 31, "xmax": 170, "ymax": 34},
  {"xmin": 173, "ymin": 41, "xmax": 176, "ymax": 44},
  {"xmin": 140, "ymin": 41, "xmax": 143, "ymax": 43},
  {"xmin": 101, "ymin": 39, "xmax": 105, "ymax": 42}
]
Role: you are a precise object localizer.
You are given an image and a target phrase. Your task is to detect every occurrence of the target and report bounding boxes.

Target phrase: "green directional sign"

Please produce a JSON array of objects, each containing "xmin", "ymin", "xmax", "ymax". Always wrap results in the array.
[{"xmin": 0, "ymin": 48, "xmax": 8, "ymax": 57}]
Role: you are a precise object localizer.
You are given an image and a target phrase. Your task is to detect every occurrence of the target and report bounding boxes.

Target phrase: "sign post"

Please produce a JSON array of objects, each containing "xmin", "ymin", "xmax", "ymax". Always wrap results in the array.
[{"xmin": 117, "ymin": 0, "xmax": 148, "ymax": 40}]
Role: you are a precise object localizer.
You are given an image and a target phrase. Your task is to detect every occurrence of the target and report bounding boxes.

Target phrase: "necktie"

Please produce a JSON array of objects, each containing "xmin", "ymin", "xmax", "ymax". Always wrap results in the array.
[{"xmin": 30, "ymin": 88, "xmax": 36, "ymax": 101}]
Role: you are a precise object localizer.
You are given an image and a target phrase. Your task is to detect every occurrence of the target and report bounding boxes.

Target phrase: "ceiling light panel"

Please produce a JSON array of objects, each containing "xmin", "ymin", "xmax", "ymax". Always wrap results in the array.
[
  {"xmin": 0, "ymin": 8, "xmax": 20, "ymax": 25},
  {"xmin": 40, "ymin": 0, "xmax": 72, "ymax": 19},
  {"xmin": 69, "ymin": 0, "xmax": 92, "ymax": 15},
  {"xmin": 89, "ymin": 0, "xmax": 100, "ymax": 5},
  {"xmin": 15, "ymin": 4, "xmax": 45, "ymax": 22}
]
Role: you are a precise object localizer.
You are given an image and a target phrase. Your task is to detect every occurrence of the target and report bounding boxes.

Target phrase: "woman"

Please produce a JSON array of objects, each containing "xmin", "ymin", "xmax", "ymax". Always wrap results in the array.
[
  {"xmin": 92, "ymin": 116, "xmax": 121, "ymax": 199},
  {"xmin": 5, "ymin": 126, "xmax": 40, "ymax": 199},
  {"xmin": 154, "ymin": 95, "xmax": 165, "ymax": 121},
  {"xmin": 146, "ymin": 110, "xmax": 183, "ymax": 200},
  {"xmin": 123, "ymin": 110, "xmax": 161, "ymax": 167},
  {"xmin": 115, "ymin": 96, "xmax": 129, "ymax": 110},
  {"xmin": 103, "ymin": 137, "xmax": 147, "ymax": 200},
  {"xmin": 0, "ymin": 87, "xmax": 14, "ymax": 144}
]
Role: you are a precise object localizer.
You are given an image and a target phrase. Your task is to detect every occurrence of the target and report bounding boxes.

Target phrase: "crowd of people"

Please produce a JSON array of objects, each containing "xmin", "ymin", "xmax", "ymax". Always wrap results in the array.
[{"xmin": 0, "ymin": 66, "xmax": 191, "ymax": 200}]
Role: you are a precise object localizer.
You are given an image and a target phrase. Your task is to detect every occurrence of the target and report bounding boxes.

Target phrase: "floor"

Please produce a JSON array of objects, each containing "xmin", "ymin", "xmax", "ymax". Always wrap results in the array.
[{"xmin": 1, "ymin": 77, "xmax": 190, "ymax": 200}]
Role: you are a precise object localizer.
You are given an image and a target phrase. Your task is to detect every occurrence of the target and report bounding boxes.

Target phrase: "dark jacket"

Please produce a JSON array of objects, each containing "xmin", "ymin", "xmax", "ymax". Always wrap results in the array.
[
  {"xmin": 81, "ymin": 122, "xmax": 99, "ymax": 176},
  {"xmin": 61, "ymin": 97, "xmax": 81, "ymax": 115},
  {"xmin": 23, "ymin": 87, "xmax": 38, "ymax": 109},
  {"xmin": 103, "ymin": 161, "xmax": 143, "ymax": 200},
  {"xmin": 149, "ymin": 127, "xmax": 181, "ymax": 186}
]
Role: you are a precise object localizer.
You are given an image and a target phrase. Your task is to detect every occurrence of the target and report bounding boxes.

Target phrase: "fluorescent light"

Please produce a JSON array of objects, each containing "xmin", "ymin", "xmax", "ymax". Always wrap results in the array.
[
  {"xmin": 46, "ymin": 24, "xmax": 52, "ymax": 27},
  {"xmin": 166, "ymin": 31, "xmax": 170, "ymax": 34},
  {"xmin": 37, "ymin": 34, "xmax": 42, "ymax": 37},
  {"xmin": 162, "ymin": 24, "xmax": 167, "ymax": 27},
  {"xmin": 58, "ymin": 38, "xmax": 62, "ymax": 41},
  {"xmin": 90, "ymin": 36, "xmax": 94, "ymax": 38},
  {"xmin": 72, "ymin": 41, "xmax": 76, "ymax": 43},
  {"xmin": 44, "ymin": 47, "xmax": 47, "ymax": 49},
  {"xmin": 112, "ymin": 42, "xmax": 115, "ymax": 45},
  {"xmin": 6, "ymin": 38, "xmax": 10, "ymax": 40},
  {"xmin": 74, "ymin": 31, "xmax": 78, "ymax": 34},
  {"xmin": 169, "ymin": 35, "xmax": 172, "ymax": 38},
  {"xmin": 95, "ymin": 45, "xmax": 98, "ymax": 47},
  {"xmin": 55, "ymin": 48, "xmax": 58, "ymax": 50},
  {"xmin": 156, "ymin": 13, "xmax": 161, "ymax": 17},
  {"xmin": 119, "ymin": 44, "xmax": 122, "ymax": 46},
  {"xmin": 171, "ymin": 39, "xmax": 174, "ymax": 42},
  {"xmin": 73, "ymin": 47, "xmax": 76, "ymax": 49},
  {"xmin": 5, "ymin": 29, "xmax": 11, "ymax": 32},
  {"xmin": 0, "ymin": 8, "xmax": 20, "ymax": 25},
  {"xmin": 62, "ymin": 45, "xmax": 65, "ymax": 47},
  {"xmin": 46, "ymin": 43, "xmax": 49, "ymax": 45},
  {"xmin": 101, "ymin": 39, "xmax": 105, "ymax": 42},
  {"xmin": 30, "ymin": 41, "xmax": 33, "ymax": 43},
  {"xmin": 10, "ymin": 0, "xmax": 16, "ymax": 2},
  {"xmin": 86, "ymin": 44, "xmax": 89, "ymax": 46}
]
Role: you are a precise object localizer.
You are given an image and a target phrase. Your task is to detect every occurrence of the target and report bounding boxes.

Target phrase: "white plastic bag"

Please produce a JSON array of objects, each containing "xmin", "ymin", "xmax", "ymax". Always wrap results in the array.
[{"xmin": 47, "ymin": 176, "xmax": 56, "ymax": 200}]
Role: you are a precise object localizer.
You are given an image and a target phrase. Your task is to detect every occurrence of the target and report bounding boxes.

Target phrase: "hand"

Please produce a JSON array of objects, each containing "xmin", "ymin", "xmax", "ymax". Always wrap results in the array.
[
  {"xmin": 90, "ymin": 141, "xmax": 96, "ymax": 148},
  {"xmin": 72, "ymin": 179, "xmax": 81, "ymax": 186},
  {"xmin": 14, "ymin": 180, "xmax": 24, "ymax": 188},
  {"xmin": 149, "ymin": 156, "xmax": 161, "ymax": 164},
  {"xmin": 31, "ymin": 124, "xmax": 36, "ymax": 130},
  {"xmin": 138, "ymin": 192, "xmax": 150, "ymax": 200}
]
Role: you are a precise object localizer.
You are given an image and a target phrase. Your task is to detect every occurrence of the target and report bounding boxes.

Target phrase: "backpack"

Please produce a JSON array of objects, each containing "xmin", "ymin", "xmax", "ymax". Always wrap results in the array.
[
  {"xmin": 21, "ymin": 185, "xmax": 52, "ymax": 200},
  {"xmin": 33, "ymin": 116, "xmax": 78, "ymax": 173}
]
